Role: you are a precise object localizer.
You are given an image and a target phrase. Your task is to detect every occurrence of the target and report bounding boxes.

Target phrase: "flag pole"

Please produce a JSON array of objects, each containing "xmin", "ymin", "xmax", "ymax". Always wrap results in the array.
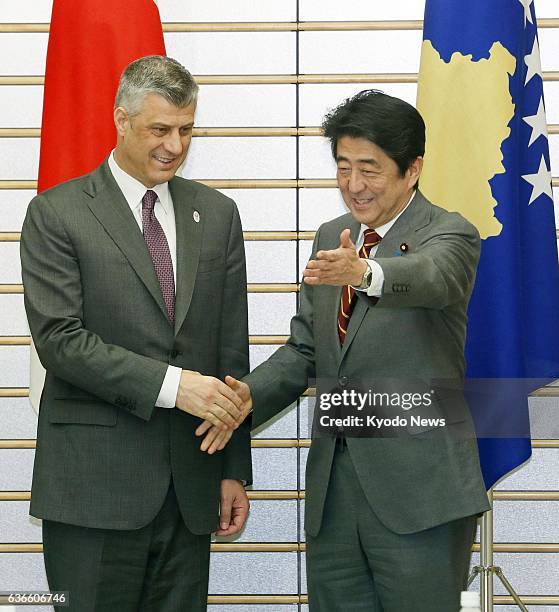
[
  {"xmin": 480, "ymin": 501, "xmax": 494, "ymax": 612},
  {"xmin": 468, "ymin": 489, "xmax": 529, "ymax": 612}
]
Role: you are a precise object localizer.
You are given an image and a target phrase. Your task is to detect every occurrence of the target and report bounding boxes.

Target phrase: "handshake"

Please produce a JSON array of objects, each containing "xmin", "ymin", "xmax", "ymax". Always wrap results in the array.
[{"xmin": 175, "ymin": 370, "xmax": 253, "ymax": 455}]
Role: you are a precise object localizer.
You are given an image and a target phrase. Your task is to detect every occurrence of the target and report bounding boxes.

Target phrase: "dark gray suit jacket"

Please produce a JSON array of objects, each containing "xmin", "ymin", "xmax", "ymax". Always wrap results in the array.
[
  {"xmin": 21, "ymin": 160, "xmax": 252, "ymax": 534},
  {"xmin": 246, "ymin": 191, "xmax": 490, "ymax": 537}
]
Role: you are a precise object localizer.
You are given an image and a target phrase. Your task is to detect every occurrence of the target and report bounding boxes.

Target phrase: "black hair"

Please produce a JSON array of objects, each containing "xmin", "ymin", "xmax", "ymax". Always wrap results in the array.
[{"xmin": 322, "ymin": 89, "xmax": 425, "ymax": 177}]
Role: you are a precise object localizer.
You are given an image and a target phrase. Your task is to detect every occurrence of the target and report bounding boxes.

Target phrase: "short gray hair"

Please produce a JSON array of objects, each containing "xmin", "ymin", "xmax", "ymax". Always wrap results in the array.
[{"xmin": 114, "ymin": 55, "xmax": 199, "ymax": 116}]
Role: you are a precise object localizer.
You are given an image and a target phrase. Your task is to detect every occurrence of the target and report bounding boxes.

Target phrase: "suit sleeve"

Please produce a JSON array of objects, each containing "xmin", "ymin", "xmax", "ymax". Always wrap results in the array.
[
  {"xmin": 218, "ymin": 202, "xmax": 252, "ymax": 484},
  {"xmin": 366, "ymin": 213, "xmax": 481, "ymax": 310},
  {"xmin": 20, "ymin": 194, "xmax": 167, "ymax": 421},
  {"xmin": 243, "ymin": 231, "xmax": 319, "ymax": 430}
]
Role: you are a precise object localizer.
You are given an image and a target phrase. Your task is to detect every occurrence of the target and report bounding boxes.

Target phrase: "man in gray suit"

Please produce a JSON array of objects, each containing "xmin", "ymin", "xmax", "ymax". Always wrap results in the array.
[
  {"xmin": 20, "ymin": 56, "xmax": 251, "ymax": 611},
  {"xmin": 202, "ymin": 90, "xmax": 490, "ymax": 611}
]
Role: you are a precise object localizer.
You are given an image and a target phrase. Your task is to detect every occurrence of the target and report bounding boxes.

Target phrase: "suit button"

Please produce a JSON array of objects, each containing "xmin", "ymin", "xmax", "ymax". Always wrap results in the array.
[
  {"xmin": 339, "ymin": 376, "xmax": 349, "ymax": 387},
  {"xmin": 170, "ymin": 349, "xmax": 178, "ymax": 359}
]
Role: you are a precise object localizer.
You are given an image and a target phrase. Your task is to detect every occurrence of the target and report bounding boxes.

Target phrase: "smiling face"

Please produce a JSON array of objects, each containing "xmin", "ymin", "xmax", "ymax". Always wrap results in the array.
[
  {"xmin": 336, "ymin": 135, "xmax": 423, "ymax": 228},
  {"xmin": 113, "ymin": 92, "xmax": 196, "ymax": 187}
]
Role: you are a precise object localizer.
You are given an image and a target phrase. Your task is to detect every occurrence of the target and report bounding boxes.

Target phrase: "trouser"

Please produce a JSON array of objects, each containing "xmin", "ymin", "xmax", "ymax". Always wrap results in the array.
[
  {"xmin": 42, "ymin": 481, "xmax": 211, "ymax": 612},
  {"xmin": 306, "ymin": 441, "xmax": 477, "ymax": 611}
]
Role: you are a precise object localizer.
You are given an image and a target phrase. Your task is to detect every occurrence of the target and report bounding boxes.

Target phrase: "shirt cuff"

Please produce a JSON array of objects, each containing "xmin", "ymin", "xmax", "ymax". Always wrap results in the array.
[
  {"xmin": 156, "ymin": 365, "xmax": 182, "ymax": 408},
  {"xmin": 353, "ymin": 259, "xmax": 384, "ymax": 297}
]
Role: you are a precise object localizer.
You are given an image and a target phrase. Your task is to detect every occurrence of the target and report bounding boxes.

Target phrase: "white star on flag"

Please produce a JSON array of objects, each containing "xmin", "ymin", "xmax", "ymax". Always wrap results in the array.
[
  {"xmin": 522, "ymin": 156, "xmax": 553, "ymax": 204},
  {"xmin": 524, "ymin": 37, "xmax": 542, "ymax": 86},
  {"xmin": 518, "ymin": 0, "xmax": 534, "ymax": 27},
  {"xmin": 523, "ymin": 98, "xmax": 548, "ymax": 146}
]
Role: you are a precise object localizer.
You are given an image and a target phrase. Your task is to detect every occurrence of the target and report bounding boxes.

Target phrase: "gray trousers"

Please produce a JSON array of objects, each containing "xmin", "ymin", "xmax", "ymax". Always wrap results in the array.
[
  {"xmin": 42, "ymin": 482, "xmax": 211, "ymax": 612},
  {"xmin": 306, "ymin": 444, "xmax": 477, "ymax": 612}
]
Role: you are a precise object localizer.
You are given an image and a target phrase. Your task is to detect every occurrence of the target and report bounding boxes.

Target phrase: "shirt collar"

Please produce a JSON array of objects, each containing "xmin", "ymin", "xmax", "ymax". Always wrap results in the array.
[
  {"xmin": 360, "ymin": 190, "xmax": 417, "ymax": 239},
  {"xmin": 108, "ymin": 150, "xmax": 172, "ymax": 216}
]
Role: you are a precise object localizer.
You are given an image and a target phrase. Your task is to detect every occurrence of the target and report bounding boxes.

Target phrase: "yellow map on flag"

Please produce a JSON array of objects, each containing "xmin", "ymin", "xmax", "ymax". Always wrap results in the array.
[{"xmin": 417, "ymin": 41, "xmax": 516, "ymax": 239}]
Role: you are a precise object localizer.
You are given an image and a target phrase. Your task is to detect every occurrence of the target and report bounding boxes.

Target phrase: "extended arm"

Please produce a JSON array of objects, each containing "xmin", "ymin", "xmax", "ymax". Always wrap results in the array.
[
  {"xmin": 198, "ymin": 227, "xmax": 321, "ymax": 450},
  {"xmin": 303, "ymin": 214, "xmax": 480, "ymax": 310},
  {"xmin": 241, "ymin": 229, "xmax": 320, "ymax": 429},
  {"xmin": 373, "ymin": 214, "xmax": 480, "ymax": 309}
]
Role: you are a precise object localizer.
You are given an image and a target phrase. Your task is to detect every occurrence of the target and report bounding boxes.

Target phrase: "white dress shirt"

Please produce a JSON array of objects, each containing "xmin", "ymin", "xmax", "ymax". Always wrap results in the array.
[
  {"xmin": 354, "ymin": 190, "xmax": 417, "ymax": 297},
  {"xmin": 108, "ymin": 151, "xmax": 182, "ymax": 408}
]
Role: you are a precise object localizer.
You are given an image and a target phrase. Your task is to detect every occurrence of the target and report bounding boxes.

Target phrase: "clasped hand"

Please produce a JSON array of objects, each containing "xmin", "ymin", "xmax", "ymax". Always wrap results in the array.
[
  {"xmin": 193, "ymin": 376, "xmax": 252, "ymax": 454},
  {"xmin": 176, "ymin": 370, "xmax": 248, "ymax": 430},
  {"xmin": 303, "ymin": 229, "xmax": 368, "ymax": 287}
]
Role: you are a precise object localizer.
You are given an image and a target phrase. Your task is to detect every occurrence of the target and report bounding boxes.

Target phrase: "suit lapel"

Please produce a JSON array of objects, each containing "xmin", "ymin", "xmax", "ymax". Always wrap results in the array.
[
  {"xmin": 170, "ymin": 177, "xmax": 203, "ymax": 335},
  {"xmin": 84, "ymin": 162, "xmax": 170, "ymax": 322},
  {"xmin": 374, "ymin": 190, "xmax": 431, "ymax": 259}
]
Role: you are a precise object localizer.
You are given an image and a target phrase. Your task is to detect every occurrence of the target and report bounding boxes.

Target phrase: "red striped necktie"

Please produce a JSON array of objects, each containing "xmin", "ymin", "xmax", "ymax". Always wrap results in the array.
[{"xmin": 337, "ymin": 229, "xmax": 381, "ymax": 345}]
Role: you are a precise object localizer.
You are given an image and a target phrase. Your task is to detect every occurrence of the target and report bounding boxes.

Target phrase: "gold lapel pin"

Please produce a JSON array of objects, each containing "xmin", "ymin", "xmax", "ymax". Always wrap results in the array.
[{"xmin": 193, "ymin": 211, "xmax": 200, "ymax": 223}]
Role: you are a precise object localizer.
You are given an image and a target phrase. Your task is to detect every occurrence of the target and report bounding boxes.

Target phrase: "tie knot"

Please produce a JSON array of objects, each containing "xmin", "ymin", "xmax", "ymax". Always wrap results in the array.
[
  {"xmin": 363, "ymin": 228, "xmax": 381, "ymax": 243},
  {"xmin": 142, "ymin": 189, "xmax": 158, "ymax": 214},
  {"xmin": 363, "ymin": 229, "xmax": 381, "ymax": 250}
]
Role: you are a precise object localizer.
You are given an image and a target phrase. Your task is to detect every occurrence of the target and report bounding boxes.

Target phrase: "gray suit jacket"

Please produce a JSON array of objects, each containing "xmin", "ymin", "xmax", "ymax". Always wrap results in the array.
[
  {"xmin": 246, "ymin": 191, "xmax": 490, "ymax": 536},
  {"xmin": 21, "ymin": 160, "xmax": 252, "ymax": 534}
]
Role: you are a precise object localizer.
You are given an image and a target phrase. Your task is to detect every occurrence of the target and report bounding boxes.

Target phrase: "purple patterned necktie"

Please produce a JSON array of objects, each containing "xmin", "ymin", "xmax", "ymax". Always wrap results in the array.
[{"xmin": 142, "ymin": 190, "xmax": 175, "ymax": 323}]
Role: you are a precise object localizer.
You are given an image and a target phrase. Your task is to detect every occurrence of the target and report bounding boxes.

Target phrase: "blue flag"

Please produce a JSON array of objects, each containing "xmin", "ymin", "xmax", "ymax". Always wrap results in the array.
[{"xmin": 417, "ymin": 0, "xmax": 559, "ymax": 487}]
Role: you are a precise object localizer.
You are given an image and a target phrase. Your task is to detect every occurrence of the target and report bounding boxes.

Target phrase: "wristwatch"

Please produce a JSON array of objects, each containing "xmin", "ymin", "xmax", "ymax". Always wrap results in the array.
[{"xmin": 356, "ymin": 263, "xmax": 373, "ymax": 290}]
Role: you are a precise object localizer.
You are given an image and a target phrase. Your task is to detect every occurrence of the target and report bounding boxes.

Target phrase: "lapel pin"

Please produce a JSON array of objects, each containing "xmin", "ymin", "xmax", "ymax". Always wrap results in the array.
[
  {"xmin": 193, "ymin": 210, "xmax": 200, "ymax": 223},
  {"xmin": 399, "ymin": 242, "xmax": 409, "ymax": 253}
]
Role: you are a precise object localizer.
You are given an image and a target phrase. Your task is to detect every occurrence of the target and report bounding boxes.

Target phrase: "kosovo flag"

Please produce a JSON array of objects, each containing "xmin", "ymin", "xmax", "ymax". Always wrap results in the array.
[{"xmin": 417, "ymin": 0, "xmax": 559, "ymax": 487}]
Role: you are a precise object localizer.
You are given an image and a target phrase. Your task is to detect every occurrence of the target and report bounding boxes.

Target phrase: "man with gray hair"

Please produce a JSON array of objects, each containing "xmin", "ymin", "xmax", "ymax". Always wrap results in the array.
[{"xmin": 21, "ymin": 55, "xmax": 251, "ymax": 611}]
